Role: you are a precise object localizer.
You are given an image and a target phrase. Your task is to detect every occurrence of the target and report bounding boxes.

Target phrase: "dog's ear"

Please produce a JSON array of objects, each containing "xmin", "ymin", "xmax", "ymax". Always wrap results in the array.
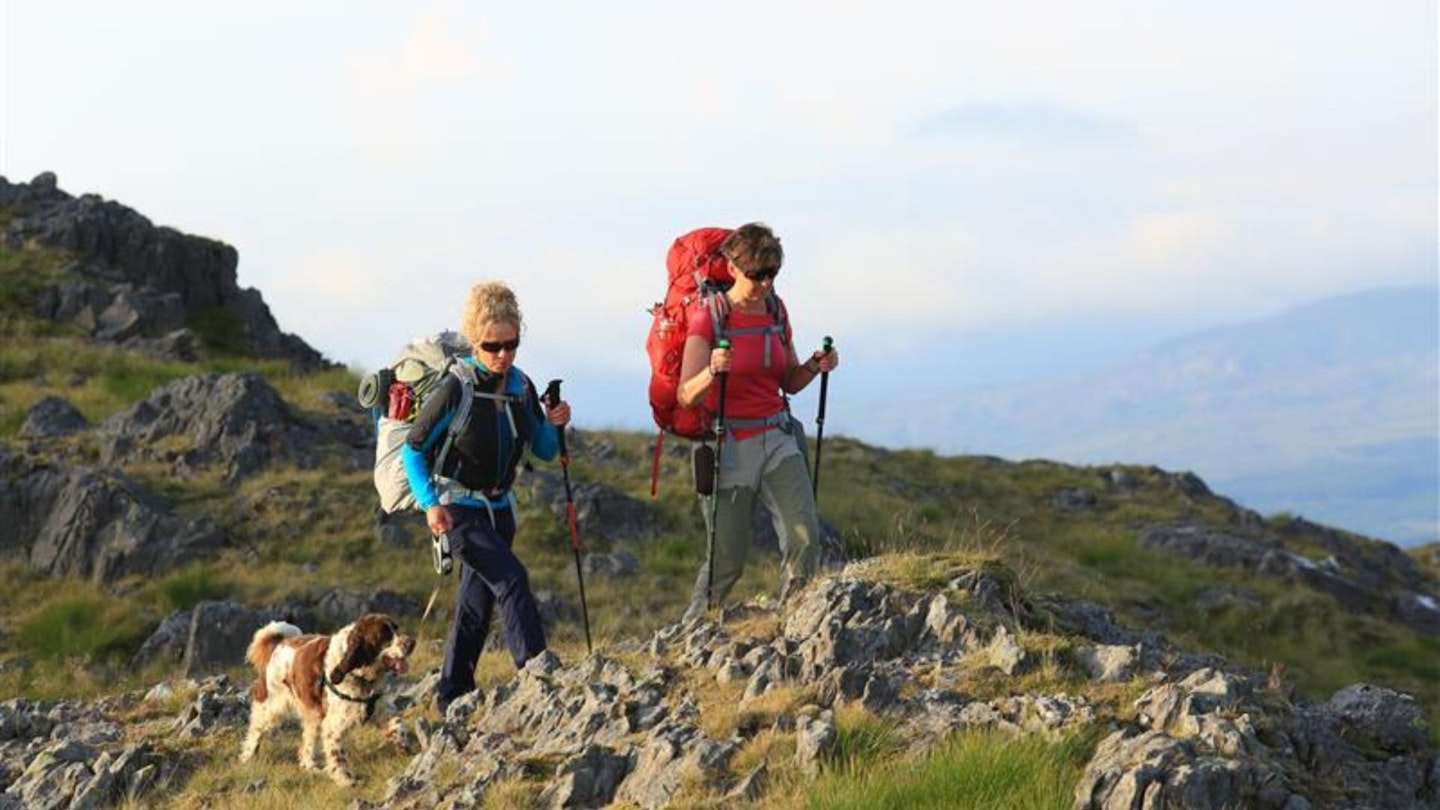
[{"xmin": 330, "ymin": 614, "xmax": 395, "ymax": 682}]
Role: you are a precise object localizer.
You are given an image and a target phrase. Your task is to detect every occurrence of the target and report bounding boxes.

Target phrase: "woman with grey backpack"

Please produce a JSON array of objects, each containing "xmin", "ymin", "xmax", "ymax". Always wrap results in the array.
[{"xmin": 402, "ymin": 281, "xmax": 571, "ymax": 713}]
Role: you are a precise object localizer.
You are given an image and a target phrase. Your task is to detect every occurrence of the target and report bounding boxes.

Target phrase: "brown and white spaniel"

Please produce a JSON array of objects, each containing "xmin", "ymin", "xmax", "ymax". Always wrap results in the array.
[{"xmin": 238, "ymin": 613, "xmax": 415, "ymax": 786}]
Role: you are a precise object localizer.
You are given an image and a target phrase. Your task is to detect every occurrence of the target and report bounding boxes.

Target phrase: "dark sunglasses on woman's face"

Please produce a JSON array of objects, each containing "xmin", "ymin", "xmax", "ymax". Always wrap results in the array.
[
  {"xmin": 743, "ymin": 266, "xmax": 780, "ymax": 282},
  {"xmin": 478, "ymin": 338, "xmax": 521, "ymax": 353}
]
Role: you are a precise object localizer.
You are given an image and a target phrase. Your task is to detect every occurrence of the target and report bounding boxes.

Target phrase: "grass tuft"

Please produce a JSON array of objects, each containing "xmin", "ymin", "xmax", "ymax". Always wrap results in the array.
[{"xmin": 804, "ymin": 728, "xmax": 1093, "ymax": 810}]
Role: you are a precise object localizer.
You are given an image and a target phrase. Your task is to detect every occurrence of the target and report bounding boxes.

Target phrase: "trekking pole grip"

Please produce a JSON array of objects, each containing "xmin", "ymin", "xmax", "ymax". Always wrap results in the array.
[{"xmin": 544, "ymin": 379, "xmax": 567, "ymax": 451}]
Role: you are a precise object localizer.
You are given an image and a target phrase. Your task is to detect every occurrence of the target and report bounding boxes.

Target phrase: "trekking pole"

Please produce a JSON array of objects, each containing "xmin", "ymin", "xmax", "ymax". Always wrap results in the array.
[
  {"xmin": 705, "ymin": 339, "xmax": 731, "ymax": 610},
  {"xmin": 812, "ymin": 336, "xmax": 834, "ymax": 501},
  {"xmin": 543, "ymin": 379, "xmax": 593, "ymax": 655}
]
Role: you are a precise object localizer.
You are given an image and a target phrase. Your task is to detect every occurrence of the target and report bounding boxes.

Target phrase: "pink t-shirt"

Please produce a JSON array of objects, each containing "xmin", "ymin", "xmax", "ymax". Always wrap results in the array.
[{"xmin": 687, "ymin": 296, "xmax": 793, "ymax": 439}]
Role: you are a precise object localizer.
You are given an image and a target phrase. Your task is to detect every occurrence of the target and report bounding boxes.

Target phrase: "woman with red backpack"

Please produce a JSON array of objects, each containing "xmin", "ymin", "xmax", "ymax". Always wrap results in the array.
[{"xmin": 676, "ymin": 223, "xmax": 841, "ymax": 621}]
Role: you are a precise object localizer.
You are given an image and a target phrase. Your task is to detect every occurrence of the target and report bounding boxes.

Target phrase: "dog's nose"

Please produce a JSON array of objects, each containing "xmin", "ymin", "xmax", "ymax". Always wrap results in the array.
[{"xmin": 401, "ymin": 636, "xmax": 416, "ymax": 655}]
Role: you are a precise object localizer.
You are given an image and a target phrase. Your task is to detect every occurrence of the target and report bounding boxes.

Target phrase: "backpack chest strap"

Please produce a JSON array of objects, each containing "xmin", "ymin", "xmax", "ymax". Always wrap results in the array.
[{"xmin": 707, "ymin": 293, "xmax": 788, "ymax": 368}]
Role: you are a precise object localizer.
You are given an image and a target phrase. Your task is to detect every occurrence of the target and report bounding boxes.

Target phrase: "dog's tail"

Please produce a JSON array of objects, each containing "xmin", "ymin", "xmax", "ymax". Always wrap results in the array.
[{"xmin": 247, "ymin": 621, "xmax": 302, "ymax": 702}]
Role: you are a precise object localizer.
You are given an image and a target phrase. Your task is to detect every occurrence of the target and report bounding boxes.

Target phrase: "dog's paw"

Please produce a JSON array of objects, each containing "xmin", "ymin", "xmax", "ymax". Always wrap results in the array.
[{"xmin": 327, "ymin": 769, "xmax": 359, "ymax": 788}]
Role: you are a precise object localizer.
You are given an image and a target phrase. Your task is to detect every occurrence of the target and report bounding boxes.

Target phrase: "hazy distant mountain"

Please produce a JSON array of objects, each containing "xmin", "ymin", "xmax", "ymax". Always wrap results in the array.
[{"xmin": 877, "ymin": 285, "xmax": 1440, "ymax": 546}]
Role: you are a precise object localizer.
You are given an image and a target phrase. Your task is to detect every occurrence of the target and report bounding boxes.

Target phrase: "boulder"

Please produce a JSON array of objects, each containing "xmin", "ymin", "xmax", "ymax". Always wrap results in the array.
[
  {"xmin": 521, "ymin": 470, "xmax": 656, "ymax": 543},
  {"xmin": 100, "ymin": 372, "xmax": 298, "ymax": 480},
  {"xmin": 181, "ymin": 602, "xmax": 270, "ymax": 677},
  {"xmin": 0, "ymin": 450, "xmax": 226, "ymax": 583},
  {"xmin": 312, "ymin": 589, "xmax": 422, "ymax": 631},
  {"xmin": 19, "ymin": 397, "xmax": 88, "ymax": 439}
]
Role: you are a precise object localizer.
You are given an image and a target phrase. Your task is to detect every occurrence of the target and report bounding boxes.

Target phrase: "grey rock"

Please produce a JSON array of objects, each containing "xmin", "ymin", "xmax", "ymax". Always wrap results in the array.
[
  {"xmin": 172, "ymin": 676, "xmax": 249, "ymax": 738},
  {"xmin": 521, "ymin": 470, "xmax": 656, "ymax": 543},
  {"xmin": 1052, "ymin": 487, "xmax": 1098, "ymax": 511},
  {"xmin": 19, "ymin": 396, "xmax": 88, "ymax": 439},
  {"xmin": 130, "ymin": 610, "xmax": 194, "ymax": 670},
  {"xmin": 99, "ymin": 372, "xmax": 293, "ymax": 477},
  {"xmin": 182, "ymin": 602, "xmax": 269, "ymax": 677},
  {"xmin": 617, "ymin": 723, "xmax": 734, "ymax": 809},
  {"xmin": 1074, "ymin": 643, "xmax": 1139, "ymax": 683},
  {"xmin": 1324, "ymin": 683, "xmax": 1431, "ymax": 754},
  {"xmin": 794, "ymin": 710, "xmax": 836, "ymax": 776},
  {"xmin": 312, "ymin": 589, "xmax": 421, "ymax": 631},
  {"xmin": 582, "ymin": 551, "xmax": 640, "ymax": 577},
  {"xmin": 540, "ymin": 744, "xmax": 631, "ymax": 809},
  {"xmin": 985, "ymin": 625, "xmax": 1028, "ymax": 675},
  {"xmin": 726, "ymin": 762, "xmax": 768, "ymax": 802},
  {"xmin": 0, "ymin": 449, "xmax": 226, "ymax": 583}
]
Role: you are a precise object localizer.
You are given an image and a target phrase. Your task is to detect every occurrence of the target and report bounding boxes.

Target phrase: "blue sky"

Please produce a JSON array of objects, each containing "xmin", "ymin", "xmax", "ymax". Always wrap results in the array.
[{"xmin": 2, "ymin": 1, "xmax": 1435, "ymax": 433}]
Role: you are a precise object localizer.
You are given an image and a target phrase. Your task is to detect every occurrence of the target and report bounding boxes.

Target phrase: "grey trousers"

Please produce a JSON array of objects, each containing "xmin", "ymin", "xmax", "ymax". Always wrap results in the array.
[{"xmin": 685, "ymin": 425, "xmax": 820, "ymax": 619}]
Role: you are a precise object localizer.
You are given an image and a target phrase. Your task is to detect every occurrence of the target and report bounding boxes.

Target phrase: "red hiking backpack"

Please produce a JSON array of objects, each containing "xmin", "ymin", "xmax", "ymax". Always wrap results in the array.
[
  {"xmin": 647, "ymin": 227, "xmax": 734, "ymax": 439},
  {"xmin": 645, "ymin": 227, "xmax": 734, "ymax": 493}
]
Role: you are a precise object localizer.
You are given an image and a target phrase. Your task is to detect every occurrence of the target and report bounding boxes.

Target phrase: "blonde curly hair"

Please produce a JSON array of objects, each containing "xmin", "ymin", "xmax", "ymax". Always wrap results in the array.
[{"xmin": 460, "ymin": 281, "xmax": 523, "ymax": 349}]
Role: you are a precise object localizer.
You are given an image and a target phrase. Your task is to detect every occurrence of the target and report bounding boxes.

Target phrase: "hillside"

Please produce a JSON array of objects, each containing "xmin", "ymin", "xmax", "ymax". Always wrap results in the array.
[
  {"xmin": 873, "ymin": 285, "xmax": 1439, "ymax": 546},
  {"xmin": 1, "ymin": 173, "xmax": 1438, "ymax": 808}
]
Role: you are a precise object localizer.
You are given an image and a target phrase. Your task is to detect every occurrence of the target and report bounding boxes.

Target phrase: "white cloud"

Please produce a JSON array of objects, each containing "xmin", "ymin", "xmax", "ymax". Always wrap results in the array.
[{"xmin": 344, "ymin": 1, "xmax": 510, "ymax": 168}]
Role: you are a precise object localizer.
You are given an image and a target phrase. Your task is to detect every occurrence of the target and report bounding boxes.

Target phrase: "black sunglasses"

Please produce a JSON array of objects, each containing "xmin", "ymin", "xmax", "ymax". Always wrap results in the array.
[
  {"xmin": 478, "ymin": 338, "xmax": 521, "ymax": 353},
  {"xmin": 743, "ymin": 266, "xmax": 780, "ymax": 282}
]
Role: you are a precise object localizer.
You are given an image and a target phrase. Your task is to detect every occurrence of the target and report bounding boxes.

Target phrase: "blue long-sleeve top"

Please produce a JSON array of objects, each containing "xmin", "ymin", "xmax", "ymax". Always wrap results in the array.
[{"xmin": 401, "ymin": 358, "xmax": 558, "ymax": 510}]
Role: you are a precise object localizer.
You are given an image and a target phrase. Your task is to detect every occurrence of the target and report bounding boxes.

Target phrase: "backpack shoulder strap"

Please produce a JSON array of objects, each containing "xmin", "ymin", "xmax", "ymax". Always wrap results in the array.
[
  {"xmin": 766, "ymin": 293, "xmax": 788, "ymax": 332},
  {"xmin": 703, "ymin": 289, "xmax": 730, "ymax": 345},
  {"xmin": 433, "ymin": 361, "xmax": 477, "ymax": 476}
]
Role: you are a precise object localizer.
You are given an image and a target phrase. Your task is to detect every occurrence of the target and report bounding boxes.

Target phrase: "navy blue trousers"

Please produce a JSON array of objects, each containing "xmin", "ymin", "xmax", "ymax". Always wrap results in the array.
[{"xmin": 437, "ymin": 505, "xmax": 547, "ymax": 707}]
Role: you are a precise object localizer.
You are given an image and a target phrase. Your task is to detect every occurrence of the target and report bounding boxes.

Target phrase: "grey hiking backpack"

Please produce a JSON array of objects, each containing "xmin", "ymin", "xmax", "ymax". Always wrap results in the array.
[{"xmin": 357, "ymin": 331, "xmax": 478, "ymax": 514}]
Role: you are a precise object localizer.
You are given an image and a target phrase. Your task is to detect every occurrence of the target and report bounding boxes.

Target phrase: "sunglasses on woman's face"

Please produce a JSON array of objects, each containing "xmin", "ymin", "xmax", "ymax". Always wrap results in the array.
[
  {"xmin": 478, "ymin": 338, "xmax": 521, "ymax": 353},
  {"xmin": 743, "ymin": 266, "xmax": 780, "ymax": 282}
]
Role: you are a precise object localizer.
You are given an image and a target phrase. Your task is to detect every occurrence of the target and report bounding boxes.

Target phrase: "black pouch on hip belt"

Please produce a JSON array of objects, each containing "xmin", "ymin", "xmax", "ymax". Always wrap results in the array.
[{"xmin": 691, "ymin": 443, "xmax": 715, "ymax": 496}]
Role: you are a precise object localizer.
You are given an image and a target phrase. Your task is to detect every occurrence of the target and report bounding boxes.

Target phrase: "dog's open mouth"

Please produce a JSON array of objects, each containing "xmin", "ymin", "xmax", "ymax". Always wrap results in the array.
[{"xmin": 384, "ymin": 656, "xmax": 410, "ymax": 675}]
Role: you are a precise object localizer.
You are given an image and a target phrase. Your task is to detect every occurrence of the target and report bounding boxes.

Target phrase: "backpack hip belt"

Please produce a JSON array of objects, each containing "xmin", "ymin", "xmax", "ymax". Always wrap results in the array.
[
  {"xmin": 436, "ymin": 478, "xmax": 513, "ymax": 508},
  {"xmin": 437, "ymin": 480, "xmax": 514, "ymax": 529},
  {"xmin": 722, "ymin": 410, "xmax": 790, "ymax": 432}
]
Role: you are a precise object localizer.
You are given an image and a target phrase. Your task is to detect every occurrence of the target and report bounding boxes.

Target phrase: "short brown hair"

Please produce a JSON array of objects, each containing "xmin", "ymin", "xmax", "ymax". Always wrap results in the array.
[{"xmin": 722, "ymin": 222, "xmax": 783, "ymax": 275}]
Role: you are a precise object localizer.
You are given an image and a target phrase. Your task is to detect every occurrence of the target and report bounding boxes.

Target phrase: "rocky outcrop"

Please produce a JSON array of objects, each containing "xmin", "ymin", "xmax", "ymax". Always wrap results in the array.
[
  {"xmin": 0, "ymin": 172, "xmax": 326, "ymax": 368},
  {"xmin": 99, "ymin": 371, "xmax": 367, "ymax": 481},
  {"xmin": 370, "ymin": 560, "xmax": 1435, "ymax": 809},
  {"xmin": 0, "ymin": 698, "xmax": 184, "ymax": 809},
  {"xmin": 1141, "ymin": 522, "xmax": 1440, "ymax": 636},
  {"xmin": 1076, "ymin": 674, "xmax": 1439, "ymax": 810},
  {"xmin": 0, "ymin": 449, "xmax": 226, "ymax": 583}
]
